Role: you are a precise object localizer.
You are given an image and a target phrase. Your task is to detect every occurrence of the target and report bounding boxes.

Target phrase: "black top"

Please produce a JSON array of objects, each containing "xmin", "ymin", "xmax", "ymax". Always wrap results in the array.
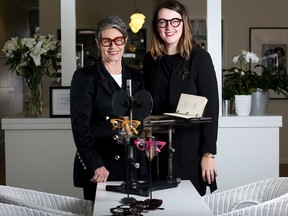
[
  {"xmin": 143, "ymin": 47, "xmax": 219, "ymax": 195},
  {"xmin": 151, "ymin": 53, "xmax": 184, "ymax": 114},
  {"xmin": 70, "ymin": 59, "xmax": 148, "ymax": 187}
]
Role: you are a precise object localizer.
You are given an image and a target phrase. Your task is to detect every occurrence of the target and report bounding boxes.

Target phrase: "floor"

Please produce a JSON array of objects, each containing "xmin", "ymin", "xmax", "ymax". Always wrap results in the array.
[{"xmin": 0, "ymin": 140, "xmax": 287, "ymax": 185}]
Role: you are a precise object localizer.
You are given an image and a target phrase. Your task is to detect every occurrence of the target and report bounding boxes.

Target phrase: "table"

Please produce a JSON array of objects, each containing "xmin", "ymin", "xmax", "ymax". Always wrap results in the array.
[{"xmin": 93, "ymin": 180, "xmax": 214, "ymax": 216}]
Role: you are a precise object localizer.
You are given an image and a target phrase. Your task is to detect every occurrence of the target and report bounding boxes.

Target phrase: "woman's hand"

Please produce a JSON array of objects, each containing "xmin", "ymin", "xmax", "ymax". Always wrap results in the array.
[
  {"xmin": 90, "ymin": 166, "xmax": 110, "ymax": 183},
  {"xmin": 201, "ymin": 154, "xmax": 218, "ymax": 185}
]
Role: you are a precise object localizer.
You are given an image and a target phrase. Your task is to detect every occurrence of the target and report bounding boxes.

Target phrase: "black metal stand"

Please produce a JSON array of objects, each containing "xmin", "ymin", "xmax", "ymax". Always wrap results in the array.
[
  {"xmin": 106, "ymin": 178, "xmax": 180, "ymax": 197},
  {"xmin": 106, "ymin": 115, "xmax": 211, "ymax": 198},
  {"xmin": 108, "ymin": 80, "xmax": 211, "ymax": 199}
]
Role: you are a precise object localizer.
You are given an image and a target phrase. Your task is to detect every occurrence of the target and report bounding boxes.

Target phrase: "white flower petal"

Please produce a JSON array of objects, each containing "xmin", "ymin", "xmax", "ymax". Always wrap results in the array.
[{"xmin": 233, "ymin": 55, "xmax": 240, "ymax": 63}]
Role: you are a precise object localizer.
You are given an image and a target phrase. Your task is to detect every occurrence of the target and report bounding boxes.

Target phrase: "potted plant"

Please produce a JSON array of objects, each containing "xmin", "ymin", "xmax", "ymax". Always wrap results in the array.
[
  {"xmin": 249, "ymin": 63, "xmax": 288, "ymax": 115},
  {"xmin": 222, "ymin": 79, "xmax": 236, "ymax": 115},
  {"xmin": 253, "ymin": 64, "xmax": 288, "ymax": 96},
  {"xmin": 222, "ymin": 50, "xmax": 259, "ymax": 116},
  {"xmin": 223, "ymin": 50, "xmax": 288, "ymax": 116}
]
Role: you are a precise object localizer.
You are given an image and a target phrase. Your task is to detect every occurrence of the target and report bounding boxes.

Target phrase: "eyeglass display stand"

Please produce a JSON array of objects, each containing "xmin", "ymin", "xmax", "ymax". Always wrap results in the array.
[
  {"xmin": 107, "ymin": 79, "xmax": 154, "ymax": 203},
  {"xmin": 106, "ymin": 137, "xmax": 150, "ymax": 204},
  {"xmin": 106, "ymin": 80, "xmax": 211, "ymax": 202},
  {"xmin": 106, "ymin": 116, "xmax": 212, "ymax": 202},
  {"xmin": 106, "ymin": 123, "xmax": 179, "ymax": 199}
]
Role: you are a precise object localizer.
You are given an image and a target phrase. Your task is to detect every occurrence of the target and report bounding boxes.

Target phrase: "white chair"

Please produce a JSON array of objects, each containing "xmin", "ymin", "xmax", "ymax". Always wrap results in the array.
[
  {"xmin": 0, "ymin": 185, "xmax": 93, "ymax": 216},
  {"xmin": 219, "ymin": 192, "xmax": 288, "ymax": 216},
  {"xmin": 203, "ymin": 177, "xmax": 288, "ymax": 216},
  {"xmin": 0, "ymin": 202, "xmax": 62, "ymax": 216}
]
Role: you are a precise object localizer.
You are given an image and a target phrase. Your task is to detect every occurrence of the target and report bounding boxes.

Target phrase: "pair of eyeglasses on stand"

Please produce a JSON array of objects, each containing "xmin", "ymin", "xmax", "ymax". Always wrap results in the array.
[
  {"xmin": 134, "ymin": 137, "xmax": 166, "ymax": 161},
  {"xmin": 110, "ymin": 118, "xmax": 141, "ymax": 135},
  {"xmin": 134, "ymin": 138, "xmax": 166, "ymax": 153},
  {"xmin": 133, "ymin": 137, "xmax": 167, "ymax": 205}
]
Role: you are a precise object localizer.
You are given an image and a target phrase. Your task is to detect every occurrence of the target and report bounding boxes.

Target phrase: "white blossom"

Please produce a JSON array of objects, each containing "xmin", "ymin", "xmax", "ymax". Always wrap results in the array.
[
  {"xmin": 2, "ymin": 34, "xmax": 61, "ymax": 79},
  {"xmin": 2, "ymin": 37, "xmax": 19, "ymax": 58},
  {"xmin": 247, "ymin": 52, "xmax": 259, "ymax": 63},
  {"xmin": 30, "ymin": 41, "xmax": 48, "ymax": 66},
  {"xmin": 233, "ymin": 55, "xmax": 240, "ymax": 63},
  {"xmin": 233, "ymin": 50, "xmax": 259, "ymax": 65}
]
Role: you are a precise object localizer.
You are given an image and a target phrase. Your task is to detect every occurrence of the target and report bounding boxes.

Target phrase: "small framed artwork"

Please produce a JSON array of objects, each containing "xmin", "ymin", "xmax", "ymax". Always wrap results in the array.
[
  {"xmin": 190, "ymin": 18, "xmax": 207, "ymax": 50},
  {"xmin": 49, "ymin": 86, "xmax": 70, "ymax": 118},
  {"xmin": 249, "ymin": 27, "xmax": 288, "ymax": 99}
]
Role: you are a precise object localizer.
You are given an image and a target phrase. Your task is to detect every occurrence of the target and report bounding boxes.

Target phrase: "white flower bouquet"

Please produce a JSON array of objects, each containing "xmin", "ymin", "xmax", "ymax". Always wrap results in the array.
[
  {"xmin": 2, "ymin": 34, "xmax": 61, "ymax": 79},
  {"xmin": 2, "ymin": 34, "xmax": 61, "ymax": 117}
]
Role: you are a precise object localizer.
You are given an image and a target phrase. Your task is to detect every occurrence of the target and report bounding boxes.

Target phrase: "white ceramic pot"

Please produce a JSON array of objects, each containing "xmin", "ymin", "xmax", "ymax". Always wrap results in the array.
[{"xmin": 235, "ymin": 95, "xmax": 252, "ymax": 116}]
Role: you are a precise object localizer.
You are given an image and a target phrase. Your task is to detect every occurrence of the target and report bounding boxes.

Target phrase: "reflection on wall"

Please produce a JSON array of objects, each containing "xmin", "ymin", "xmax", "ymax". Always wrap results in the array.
[
  {"xmin": 76, "ymin": 30, "xmax": 98, "ymax": 66},
  {"xmin": 262, "ymin": 45, "xmax": 286, "ymax": 68},
  {"xmin": 76, "ymin": 44, "xmax": 84, "ymax": 69},
  {"xmin": 123, "ymin": 29, "xmax": 146, "ymax": 71}
]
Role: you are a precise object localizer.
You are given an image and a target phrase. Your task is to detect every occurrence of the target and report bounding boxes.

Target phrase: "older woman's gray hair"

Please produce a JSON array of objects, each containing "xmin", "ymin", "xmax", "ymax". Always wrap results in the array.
[{"xmin": 95, "ymin": 15, "xmax": 128, "ymax": 40}]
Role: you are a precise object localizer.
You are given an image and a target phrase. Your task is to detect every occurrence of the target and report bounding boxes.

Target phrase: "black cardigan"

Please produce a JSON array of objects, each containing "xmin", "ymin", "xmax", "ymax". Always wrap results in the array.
[{"xmin": 143, "ymin": 47, "xmax": 219, "ymax": 195}]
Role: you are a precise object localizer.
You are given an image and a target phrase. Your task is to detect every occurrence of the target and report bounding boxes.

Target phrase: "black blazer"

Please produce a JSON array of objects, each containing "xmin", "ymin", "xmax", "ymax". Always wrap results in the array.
[
  {"xmin": 70, "ymin": 60, "xmax": 147, "ymax": 187},
  {"xmin": 143, "ymin": 47, "xmax": 219, "ymax": 195}
]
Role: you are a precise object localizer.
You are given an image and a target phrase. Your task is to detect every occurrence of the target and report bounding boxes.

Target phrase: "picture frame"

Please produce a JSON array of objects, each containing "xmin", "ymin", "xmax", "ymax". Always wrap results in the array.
[
  {"xmin": 249, "ymin": 27, "xmax": 288, "ymax": 99},
  {"xmin": 49, "ymin": 86, "xmax": 71, "ymax": 118},
  {"xmin": 190, "ymin": 18, "xmax": 207, "ymax": 50}
]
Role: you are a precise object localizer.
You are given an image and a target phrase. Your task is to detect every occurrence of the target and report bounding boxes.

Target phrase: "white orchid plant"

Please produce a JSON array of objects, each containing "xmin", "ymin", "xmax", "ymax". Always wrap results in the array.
[
  {"xmin": 232, "ymin": 50, "xmax": 259, "ymax": 70},
  {"xmin": 223, "ymin": 50, "xmax": 260, "ymax": 96},
  {"xmin": 2, "ymin": 34, "xmax": 61, "ymax": 85}
]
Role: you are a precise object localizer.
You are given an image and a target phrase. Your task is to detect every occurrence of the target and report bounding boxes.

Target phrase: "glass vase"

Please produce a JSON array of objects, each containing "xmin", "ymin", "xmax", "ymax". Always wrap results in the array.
[{"xmin": 24, "ymin": 79, "xmax": 43, "ymax": 117}]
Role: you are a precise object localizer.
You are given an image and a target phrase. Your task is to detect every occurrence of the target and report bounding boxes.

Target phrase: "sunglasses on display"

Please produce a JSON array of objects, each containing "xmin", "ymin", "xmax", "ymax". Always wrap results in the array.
[
  {"xmin": 110, "ymin": 204, "xmax": 142, "ymax": 216},
  {"xmin": 134, "ymin": 138, "xmax": 166, "ymax": 152},
  {"xmin": 100, "ymin": 36, "xmax": 126, "ymax": 47},
  {"xmin": 110, "ymin": 118, "xmax": 141, "ymax": 134},
  {"xmin": 157, "ymin": 18, "xmax": 182, "ymax": 28},
  {"xmin": 110, "ymin": 199, "xmax": 163, "ymax": 216}
]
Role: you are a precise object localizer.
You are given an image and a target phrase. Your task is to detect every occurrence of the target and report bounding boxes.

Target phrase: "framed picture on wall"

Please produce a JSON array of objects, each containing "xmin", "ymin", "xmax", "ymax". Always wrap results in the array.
[
  {"xmin": 191, "ymin": 18, "xmax": 207, "ymax": 50},
  {"xmin": 49, "ymin": 86, "xmax": 70, "ymax": 118},
  {"xmin": 249, "ymin": 27, "xmax": 288, "ymax": 99}
]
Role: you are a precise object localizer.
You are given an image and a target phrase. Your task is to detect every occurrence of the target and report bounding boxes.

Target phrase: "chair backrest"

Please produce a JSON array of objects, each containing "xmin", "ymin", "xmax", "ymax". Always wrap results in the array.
[
  {"xmin": 0, "ymin": 185, "xmax": 93, "ymax": 216},
  {"xmin": 203, "ymin": 177, "xmax": 288, "ymax": 215},
  {"xmin": 0, "ymin": 202, "xmax": 60, "ymax": 216},
  {"xmin": 220, "ymin": 192, "xmax": 288, "ymax": 216}
]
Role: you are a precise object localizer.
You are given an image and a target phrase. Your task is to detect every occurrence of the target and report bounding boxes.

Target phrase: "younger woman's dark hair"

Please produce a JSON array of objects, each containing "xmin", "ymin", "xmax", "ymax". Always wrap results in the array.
[{"xmin": 150, "ymin": 0, "xmax": 193, "ymax": 60}]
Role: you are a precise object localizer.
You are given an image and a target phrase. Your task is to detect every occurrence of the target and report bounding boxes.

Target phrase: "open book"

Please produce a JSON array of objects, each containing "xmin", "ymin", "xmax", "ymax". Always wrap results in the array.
[{"xmin": 164, "ymin": 93, "xmax": 208, "ymax": 119}]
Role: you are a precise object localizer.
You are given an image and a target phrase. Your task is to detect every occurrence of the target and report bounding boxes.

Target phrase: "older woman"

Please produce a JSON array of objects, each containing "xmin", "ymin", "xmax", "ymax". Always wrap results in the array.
[{"xmin": 70, "ymin": 16, "xmax": 148, "ymax": 202}]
